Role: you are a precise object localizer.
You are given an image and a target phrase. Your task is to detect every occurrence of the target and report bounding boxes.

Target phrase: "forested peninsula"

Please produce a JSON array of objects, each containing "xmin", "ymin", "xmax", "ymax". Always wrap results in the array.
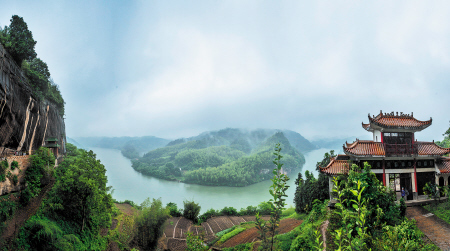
[{"xmin": 129, "ymin": 128, "xmax": 315, "ymax": 186}]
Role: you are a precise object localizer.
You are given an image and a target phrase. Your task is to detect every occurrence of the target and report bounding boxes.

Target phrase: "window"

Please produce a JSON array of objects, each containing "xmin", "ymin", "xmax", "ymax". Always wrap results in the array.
[{"xmin": 384, "ymin": 133, "xmax": 391, "ymax": 137}]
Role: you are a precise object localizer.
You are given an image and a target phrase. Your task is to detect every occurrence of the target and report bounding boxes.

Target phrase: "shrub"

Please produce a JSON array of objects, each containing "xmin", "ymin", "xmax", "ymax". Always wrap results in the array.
[
  {"xmin": 0, "ymin": 160, "xmax": 8, "ymax": 177},
  {"xmin": 11, "ymin": 160, "xmax": 18, "ymax": 170},
  {"xmin": 257, "ymin": 201, "xmax": 272, "ymax": 215},
  {"xmin": 183, "ymin": 200, "xmax": 201, "ymax": 223},
  {"xmin": 167, "ymin": 202, "xmax": 182, "ymax": 217},
  {"xmin": 12, "ymin": 174, "xmax": 18, "ymax": 185},
  {"xmin": 220, "ymin": 206, "xmax": 238, "ymax": 216},
  {"xmin": 239, "ymin": 205, "xmax": 257, "ymax": 216},
  {"xmin": 199, "ymin": 208, "xmax": 219, "ymax": 223}
]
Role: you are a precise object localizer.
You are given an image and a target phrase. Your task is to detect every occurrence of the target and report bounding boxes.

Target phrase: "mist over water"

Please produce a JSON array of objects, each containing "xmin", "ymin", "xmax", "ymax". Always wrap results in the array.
[{"xmin": 93, "ymin": 147, "xmax": 338, "ymax": 213}]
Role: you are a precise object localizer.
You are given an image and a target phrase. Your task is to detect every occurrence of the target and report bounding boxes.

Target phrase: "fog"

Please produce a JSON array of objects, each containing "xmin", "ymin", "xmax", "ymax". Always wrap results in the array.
[{"xmin": 1, "ymin": 1, "xmax": 449, "ymax": 142}]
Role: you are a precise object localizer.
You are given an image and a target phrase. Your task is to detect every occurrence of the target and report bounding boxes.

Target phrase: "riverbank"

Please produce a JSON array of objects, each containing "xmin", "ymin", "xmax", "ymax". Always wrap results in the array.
[{"xmin": 93, "ymin": 147, "xmax": 337, "ymax": 213}]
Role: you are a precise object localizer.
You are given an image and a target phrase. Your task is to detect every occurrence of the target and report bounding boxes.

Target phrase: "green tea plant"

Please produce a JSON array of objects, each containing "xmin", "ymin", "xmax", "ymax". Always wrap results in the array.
[{"xmin": 255, "ymin": 143, "xmax": 290, "ymax": 251}]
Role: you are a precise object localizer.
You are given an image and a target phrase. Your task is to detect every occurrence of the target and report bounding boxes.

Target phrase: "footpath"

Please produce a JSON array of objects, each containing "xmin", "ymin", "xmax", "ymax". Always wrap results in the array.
[
  {"xmin": 406, "ymin": 206, "xmax": 450, "ymax": 251},
  {"xmin": 0, "ymin": 179, "xmax": 55, "ymax": 248}
]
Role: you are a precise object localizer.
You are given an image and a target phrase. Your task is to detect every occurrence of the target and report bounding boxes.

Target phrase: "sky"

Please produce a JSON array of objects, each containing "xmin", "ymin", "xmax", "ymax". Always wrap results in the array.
[{"xmin": 1, "ymin": 1, "xmax": 450, "ymax": 142}]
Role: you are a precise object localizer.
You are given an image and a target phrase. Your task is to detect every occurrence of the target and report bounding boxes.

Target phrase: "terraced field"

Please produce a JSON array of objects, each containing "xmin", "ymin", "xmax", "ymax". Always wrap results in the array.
[
  {"xmin": 158, "ymin": 215, "xmax": 296, "ymax": 251},
  {"xmin": 221, "ymin": 218, "xmax": 303, "ymax": 248}
]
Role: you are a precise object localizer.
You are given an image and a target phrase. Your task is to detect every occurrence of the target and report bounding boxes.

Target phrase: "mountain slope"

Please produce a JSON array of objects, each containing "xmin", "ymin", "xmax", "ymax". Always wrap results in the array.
[{"xmin": 133, "ymin": 129, "xmax": 309, "ymax": 186}]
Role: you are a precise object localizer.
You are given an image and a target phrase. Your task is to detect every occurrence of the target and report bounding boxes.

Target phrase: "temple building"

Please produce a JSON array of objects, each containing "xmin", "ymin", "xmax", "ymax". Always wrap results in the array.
[{"xmin": 320, "ymin": 111, "xmax": 450, "ymax": 201}]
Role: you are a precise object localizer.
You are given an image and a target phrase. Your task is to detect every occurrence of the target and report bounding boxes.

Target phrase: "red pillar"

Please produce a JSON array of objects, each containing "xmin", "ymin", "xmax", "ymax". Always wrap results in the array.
[
  {"xmin": 382, "ymin": 159, "xmax": 386, "ymax": 186},
  {"xmin": 414, "ymin": 158, "xmax": 418, "ymax": 193}
]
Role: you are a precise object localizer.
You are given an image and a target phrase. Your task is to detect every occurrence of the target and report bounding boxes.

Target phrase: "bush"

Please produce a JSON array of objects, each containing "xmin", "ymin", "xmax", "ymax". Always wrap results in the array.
[
  {"xmin": 239, "ymin": 205, "xmax": 257, "ymax": 216},
  {"xmin": 220, "ymin": 206, "xmax": 238, "ymax": 216},
  {"xmin": 11, "ymin": 160, "xmax": 18, "ymax": 170},
  {"xmin": 257, "ymin": 201, "xmax": 272, "ymax": 215},
  {"xmin": 183, "ymin": 200, "xmax": 201, "ymax": 223},
  {"xmin": 167, "ymin": 202, "xmax": 182, "ymax": 217},
  {"xmin": 199, "ymin": 208, "xmax": 219, "ymax": 223},
  {"xmin": 0, "ymin": 159, "xmax": 8, "ymax": 176},
  {"xmin": 12, "ymin": 174, "xmax": 18, "ymax": 185}
]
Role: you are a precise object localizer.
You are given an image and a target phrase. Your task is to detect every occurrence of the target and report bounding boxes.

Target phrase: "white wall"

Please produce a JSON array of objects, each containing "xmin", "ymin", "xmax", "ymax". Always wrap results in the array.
[{"xmin": 373, "ymin": 130, "xmax": 382, "ymax": 142}]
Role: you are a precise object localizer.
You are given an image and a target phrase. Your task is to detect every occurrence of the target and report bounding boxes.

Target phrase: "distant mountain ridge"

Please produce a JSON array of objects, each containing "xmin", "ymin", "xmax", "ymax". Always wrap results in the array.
[
  {"xmin": 132, "ymin": 128, "xmax": 315, "ymax": 187},
  {"xmin": 73, "ymin": 136, "xmax": 170, "ymax": 155},
  {"xmin": 165, "ymin": 128, "xmax": 317, "ymax": 153}
]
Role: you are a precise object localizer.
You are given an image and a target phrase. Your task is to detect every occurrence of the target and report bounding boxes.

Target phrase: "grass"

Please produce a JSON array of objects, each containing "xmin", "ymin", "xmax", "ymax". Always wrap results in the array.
[{"xmin": 424, "ymin": 201, "xmax": 450, "ymax": 225}]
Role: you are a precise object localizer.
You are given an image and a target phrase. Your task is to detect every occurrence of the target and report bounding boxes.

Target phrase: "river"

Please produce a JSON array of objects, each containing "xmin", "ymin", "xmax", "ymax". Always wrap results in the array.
[{"xmin": 91, "ymin": 147, "xmax": 338, "ymax": 213}]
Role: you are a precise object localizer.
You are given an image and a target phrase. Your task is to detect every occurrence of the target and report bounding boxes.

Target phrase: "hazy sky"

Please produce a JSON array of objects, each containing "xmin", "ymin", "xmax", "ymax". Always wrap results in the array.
[{"xmin": 1, "ymin": 1, "xmax": 449, "ymax": 141}]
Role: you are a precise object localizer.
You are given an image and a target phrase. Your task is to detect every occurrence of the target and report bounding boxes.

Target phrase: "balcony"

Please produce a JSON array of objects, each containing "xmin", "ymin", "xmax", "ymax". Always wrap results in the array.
[{"xmin": 385, "ymin": 143, "xmax": 418, "ymax": 157}]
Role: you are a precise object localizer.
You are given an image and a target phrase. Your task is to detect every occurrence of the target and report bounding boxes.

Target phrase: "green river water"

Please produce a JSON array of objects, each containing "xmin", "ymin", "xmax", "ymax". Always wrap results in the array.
[{"xmin": 91, "ymin": 147, "xmax": 336, "ymax": 213}]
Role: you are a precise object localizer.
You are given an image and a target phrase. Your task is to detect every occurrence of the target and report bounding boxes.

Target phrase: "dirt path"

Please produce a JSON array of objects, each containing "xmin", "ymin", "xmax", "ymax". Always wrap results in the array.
[
  {"xmin": 0, "ymin": 179, "xmax": 55, "ymax": 247},
  {"xmin": 406, "ymin": 206, "xmax": 450, "ymax": 250}
]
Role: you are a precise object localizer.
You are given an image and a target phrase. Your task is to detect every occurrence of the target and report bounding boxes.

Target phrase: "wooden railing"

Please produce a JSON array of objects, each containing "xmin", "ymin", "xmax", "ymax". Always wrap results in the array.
[{"xmin": 384, "ymin": 143, "xmax": 418, "ymax": 157}]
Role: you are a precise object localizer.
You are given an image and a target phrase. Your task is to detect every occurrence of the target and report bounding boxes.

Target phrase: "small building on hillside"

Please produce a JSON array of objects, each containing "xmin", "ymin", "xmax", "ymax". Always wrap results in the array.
[
  {"xmin": 320, "ymin": 111, "xmax": 450, "ymax": 201},
  {"xmin": 44, "ymin": 137, "xmax": 61, "ymax": 157}
]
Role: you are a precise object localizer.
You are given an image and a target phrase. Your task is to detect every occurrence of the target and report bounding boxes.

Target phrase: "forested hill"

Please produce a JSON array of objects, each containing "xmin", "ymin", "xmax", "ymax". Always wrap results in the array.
[
  {"xmin": 131, "ymin": 129, "xmax": 310, "ymax": 186},
  {"xmin": 73, "ymin": 136, "xmax": 170, "ymax": 157}
]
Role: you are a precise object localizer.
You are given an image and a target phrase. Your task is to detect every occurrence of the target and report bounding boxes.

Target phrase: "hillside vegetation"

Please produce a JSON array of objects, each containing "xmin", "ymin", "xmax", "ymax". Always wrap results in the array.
[{"xmin": 132, "ymin": 129, "xmax": 311, "ymax": 186}]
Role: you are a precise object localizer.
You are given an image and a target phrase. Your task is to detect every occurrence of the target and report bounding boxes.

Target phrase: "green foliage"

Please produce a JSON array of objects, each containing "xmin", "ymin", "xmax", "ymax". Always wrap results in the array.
[
  {"xmin": 0, "ymin": 15, "xmax": 65, "ymax": 115},
  {"xmin": 186, "ymin": 232, "xmax": 208, "ymax": 251},
  {"xmin": 121, "ymin": 144, "xmax": 140, "ymax": 159},
  {"xmin": 424, "ymin": 200, "xmax": 450, "ymax": 225},
  {"xmin": 223, "ymin": 243, "xmax": 253, "ymax": 251},
  {"xmin": 0, "ymin": 160, "xmax": 7, "ymax": 182},
  {"xmin": 322, "ymin": 162, "xmax": 437, "ymax": 250},
  {"xmin": 11, "ymin": 160, "xmax": 18, "ymax": 170},
  {"xmin": 294, "ymin": 151, "xmax": 332, "ymax": 214},
  {"xmin": 134, "ymin": 198, "xmax": 170, "ymax": 250},
  {"xmin": 21, "ymin": 147, "xmax": 54, "ymax": 205},
  {"xmin": 371, "ymin": 220, "xmax": 439, "ymax": 251},
  {"xmin": 0, "ymin": 199, "xmax": 17, "ymax": 223},
  {"xmin": 47, "ymin": 149, "xmax": 113, "ymax": 233},
  {"xmin": 218, "ymin": 227, "xmax": 246, "ymax": 245},
  {"xmin": 255, "ymin": 143, "xmax": 290, "ymax": 251},
  {"xmin": 65, "ymin": 143, "xmax": 81, "ymax": 157},
  {"xmin": 133, "ymin": 131, "xmax": 306, "ymax": 187},
  {"xmin": 167, "ymin": 202, "xmax": 182, "ymax": 217},
  {"xmin": 183, "ymin": 200, "xmax": 201, "ymax": 223},
  {"xmin": 239, "ymin": 205, "xmax": 258, "ymax": 216},
  {"xmin": 423, "ymin": 182, "xmax": 441, "ymax": 207},
  {"xmin": 0, "ymin": 15, "xmax": 36, "ymax": 64},
  {"xmin": 198, "ymin": 208, "xmax": 219, "ymax": 223},
  {"xmin": 220, "ymin": 206, "xmax": 238, "ymax": 216},
  {"xmin": 12, "ymin": 174, "xmax": 18, "ymax": 185}
]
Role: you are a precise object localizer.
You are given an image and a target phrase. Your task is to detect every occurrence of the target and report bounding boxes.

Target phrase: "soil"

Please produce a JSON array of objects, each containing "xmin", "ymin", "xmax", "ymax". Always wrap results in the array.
[
  {"xmin": 114, "ymin": 203, "xmax": 137, "ymax": 216},
  {"xmin": 0, "ymin": 179, "xmax": 55, "ymax": 248},
  {"xmin": 221, "ymin": 218, "xmax": 303, "ymax": 248}
]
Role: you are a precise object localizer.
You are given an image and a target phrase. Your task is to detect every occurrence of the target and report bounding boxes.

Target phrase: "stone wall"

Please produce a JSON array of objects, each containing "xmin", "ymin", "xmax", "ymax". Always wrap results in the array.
[{"xmin": 0, "ymin": 155, "xmax": 30, "ymax": 196}]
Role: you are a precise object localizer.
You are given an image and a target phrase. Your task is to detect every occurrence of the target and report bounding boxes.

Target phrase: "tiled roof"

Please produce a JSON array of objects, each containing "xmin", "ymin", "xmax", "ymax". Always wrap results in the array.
[
  {"xmin": 343, "ymin": 140, "xmax": 450, "ymax": 157},
  {"xmin": 364, "ymin": 111, "xmax": 432, "ymax": 131},
  {"xmin": 319, "ymin": 157, "xmax": 351, "ymax": 175},
  {"xmin": 437, "ymin": 158, "xmax": 450, "ymax": 174},
  {"xmin": 416, "ymin": 142, "xmax": 450, "ymax": 156},
  {"xmin": 344, "ymin": 140, "xmax": 385, "ymax": 156}
]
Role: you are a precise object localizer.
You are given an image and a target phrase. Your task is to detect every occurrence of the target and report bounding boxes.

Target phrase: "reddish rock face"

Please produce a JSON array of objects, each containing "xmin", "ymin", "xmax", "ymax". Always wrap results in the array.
[{"xmin": 0, "ymin": 44, "xmax": 65, "ymax": 155}]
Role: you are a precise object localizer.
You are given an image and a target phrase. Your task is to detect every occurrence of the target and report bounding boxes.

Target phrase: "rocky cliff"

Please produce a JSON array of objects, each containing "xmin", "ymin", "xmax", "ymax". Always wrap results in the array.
[{"xmin": 0, "ymin": 43, "xmax": 65, "ymax": 155}]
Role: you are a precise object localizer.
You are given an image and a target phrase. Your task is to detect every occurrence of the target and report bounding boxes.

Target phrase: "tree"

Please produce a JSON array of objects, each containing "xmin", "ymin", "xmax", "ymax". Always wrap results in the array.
[
  {"xmin": 0, "ymin": 15, "xmax": 37, "ymax": 64},
  {"xmin": 293, "ymin": 150, "xmax": 333, "ymax": 213},
  {"xmin": 183, "ymin": 200, "xmax": 201, "ymax": 223},
  {"xmin": 48, "ymin": 149, "xmax": 113, "ymax": 233},
  {"xmin": 134, "ymin": 198, "xmax": 170, "ymax": 250}
]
